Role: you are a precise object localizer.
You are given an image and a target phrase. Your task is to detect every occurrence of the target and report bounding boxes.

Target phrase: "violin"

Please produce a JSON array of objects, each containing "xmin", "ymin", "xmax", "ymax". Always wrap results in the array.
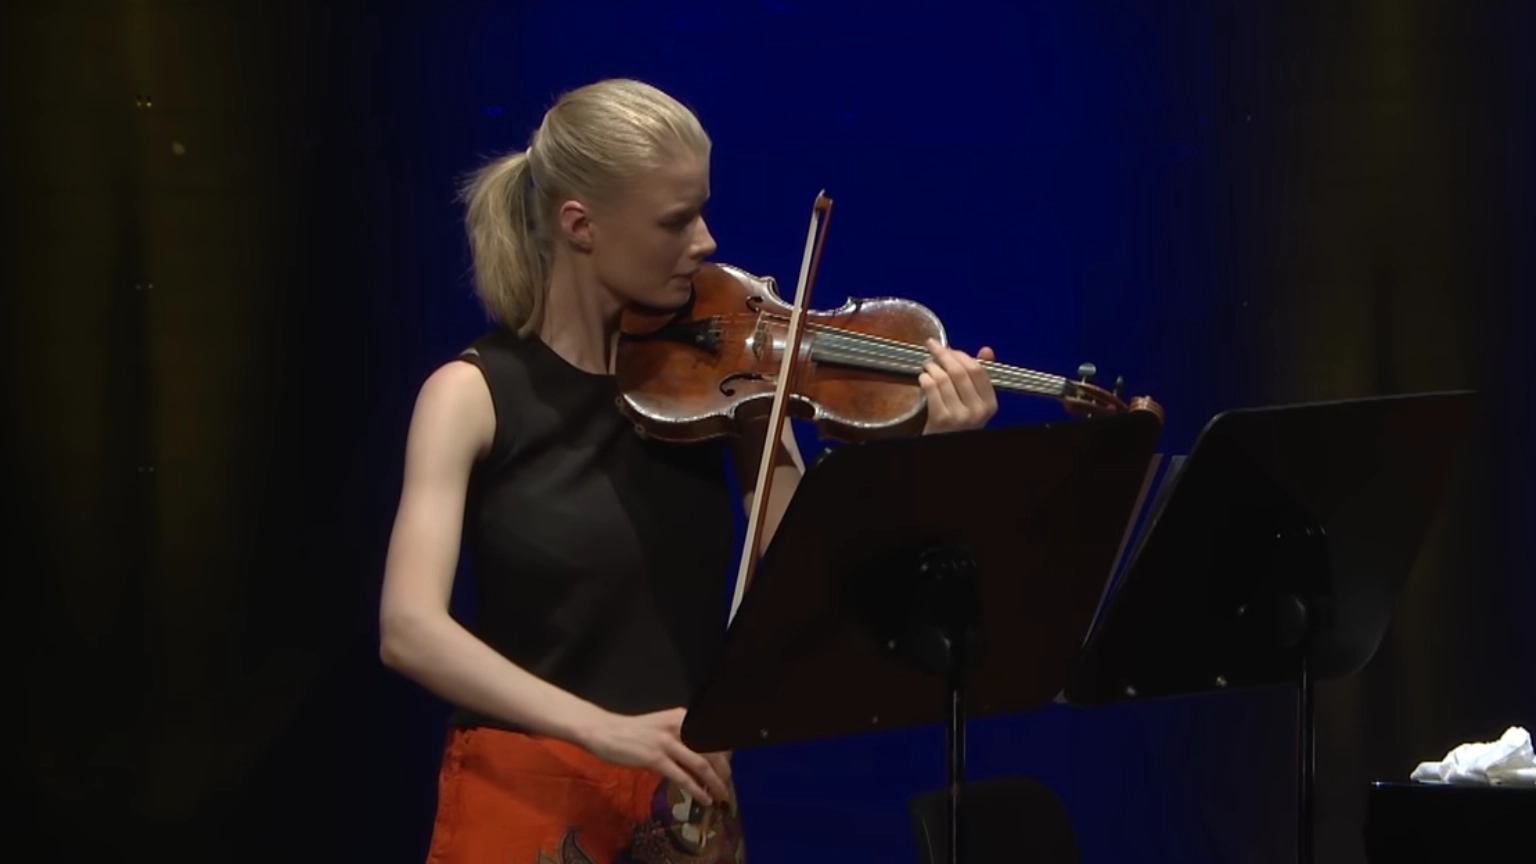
[
  {"xmin": 614, "ymin": 192, "xmax": 1164, "ymax": 620},
  {"xmin": 615, "ymin": 200, "xmax": 1163, "ymax": 444}
]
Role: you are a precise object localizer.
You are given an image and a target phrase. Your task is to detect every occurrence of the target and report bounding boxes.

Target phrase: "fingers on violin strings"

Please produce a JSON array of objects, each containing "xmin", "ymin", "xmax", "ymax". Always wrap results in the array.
[
  {"xmin": 928, "ymin": 338, "xmax": 976, "ymax": 377},
  {"xmin": 957, "ymin": 349, "xmax": 988, "ymax": 389},
  {"xmin": 963, "ymin": 352, "xmax": 997, "ymax": 405},
  {"xmin": 935, "ymin": 347, "xmax": 985, "ymax": 409},
  {"xmin": 923, "ymin": 358, "xmax": 963, "ymax": 416}
]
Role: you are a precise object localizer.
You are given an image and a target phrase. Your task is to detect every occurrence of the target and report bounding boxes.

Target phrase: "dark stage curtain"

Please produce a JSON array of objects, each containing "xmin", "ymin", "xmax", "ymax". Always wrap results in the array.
[
  {"xmin": 0, "ymin": 2, "xmax": 415, "ymax": 859},
  {"xmin": 1222, "ymin": 2, "xmax": 1535, "ymax": 859}
]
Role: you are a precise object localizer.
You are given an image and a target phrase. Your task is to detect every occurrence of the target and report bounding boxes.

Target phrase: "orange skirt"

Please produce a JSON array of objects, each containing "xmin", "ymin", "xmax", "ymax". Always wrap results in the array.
[{"xmin": 424, "ymin": 725, "xmax": 746, "ymax": 864}]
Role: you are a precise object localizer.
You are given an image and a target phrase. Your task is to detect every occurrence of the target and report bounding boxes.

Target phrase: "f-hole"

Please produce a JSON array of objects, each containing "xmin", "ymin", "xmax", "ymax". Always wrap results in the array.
[{"xmin": 719, "ymin": 371, "xmax": 765, "ymax": 396}]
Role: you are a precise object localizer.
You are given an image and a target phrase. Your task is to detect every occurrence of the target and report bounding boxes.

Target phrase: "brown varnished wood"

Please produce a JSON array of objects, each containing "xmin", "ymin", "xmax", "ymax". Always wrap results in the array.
[{"xmin": 615, "ymin": 261, "xmax": 1164, "ymax": 443}]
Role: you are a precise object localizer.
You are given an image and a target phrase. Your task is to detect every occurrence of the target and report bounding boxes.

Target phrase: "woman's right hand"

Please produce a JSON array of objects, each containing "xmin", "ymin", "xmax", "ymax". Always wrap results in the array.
[{"xmin": 576, "ymin": 707, "xmax": 732, "ymax": 806}]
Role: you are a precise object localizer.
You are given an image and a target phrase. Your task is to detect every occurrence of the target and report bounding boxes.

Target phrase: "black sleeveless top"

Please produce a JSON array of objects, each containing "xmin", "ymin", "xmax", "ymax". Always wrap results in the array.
[{"xmin": 448, "ymin": 327, "xmax": 738, "ymax": 729}]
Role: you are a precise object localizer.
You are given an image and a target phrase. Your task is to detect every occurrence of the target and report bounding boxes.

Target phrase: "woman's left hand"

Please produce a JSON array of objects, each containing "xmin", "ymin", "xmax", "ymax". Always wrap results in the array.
[{"xmin": 919, "ymin": 338, "xmax": 999, "ymax": 435}]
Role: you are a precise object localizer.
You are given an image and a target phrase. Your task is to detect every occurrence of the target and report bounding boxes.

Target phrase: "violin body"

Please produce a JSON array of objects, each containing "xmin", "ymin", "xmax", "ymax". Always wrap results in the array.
[
  {"xmin": 618, "ymin": 262, "xmax": 940, "ymax": 442},
  {"xmin": 615, "ymin": 262, "xmax": 1162, "ymax": 443}
]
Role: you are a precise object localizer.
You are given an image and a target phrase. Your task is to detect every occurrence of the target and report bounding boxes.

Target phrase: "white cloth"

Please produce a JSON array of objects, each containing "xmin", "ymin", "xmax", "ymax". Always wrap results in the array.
[{"xmin": 1410, "ymin": 726, "xmax": 1536, "ymax": 786}]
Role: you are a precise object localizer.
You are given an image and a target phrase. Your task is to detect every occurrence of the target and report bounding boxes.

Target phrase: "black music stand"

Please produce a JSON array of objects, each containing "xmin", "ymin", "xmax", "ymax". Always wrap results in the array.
[
  {"xmin": 1063, "ymin": 391, "xmax": 1481, "ymax": 864},
  {"xmin": 681, "ymin": 410, "xmax": 1165, "ymax": 864}
]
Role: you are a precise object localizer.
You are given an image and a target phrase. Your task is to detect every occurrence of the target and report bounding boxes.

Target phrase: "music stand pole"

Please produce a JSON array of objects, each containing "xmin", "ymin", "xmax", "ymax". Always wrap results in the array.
[{"xmin": 1298, "ymin": 651, "xmax": 1315, "ymax": 863}]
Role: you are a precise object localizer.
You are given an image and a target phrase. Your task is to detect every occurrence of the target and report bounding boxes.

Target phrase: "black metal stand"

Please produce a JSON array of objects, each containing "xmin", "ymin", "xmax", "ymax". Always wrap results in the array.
[
  {"xmin": 1064, "ymin": 391, "xmax": 1480, "ymax": 864},
  {"xmin": 875, "ymin": 542, "xmax": 985, "ymax": 864},
  {"xmin": 1298, "ymin": 653, "xmax": 1315, "ymax": 864},
  {"xmin": 677, "ymin": 411, "xmax": 1166, "ymax": 864},
  {"xmin": 1231, "ymin": 517, "xmax": 1331, "ymax": 864}
]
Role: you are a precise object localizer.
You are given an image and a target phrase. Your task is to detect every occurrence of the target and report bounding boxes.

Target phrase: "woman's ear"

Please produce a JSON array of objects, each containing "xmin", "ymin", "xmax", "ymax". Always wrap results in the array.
[{"xmin": 557, "ymin": 199, "xmax": 593, "ymax": 252}]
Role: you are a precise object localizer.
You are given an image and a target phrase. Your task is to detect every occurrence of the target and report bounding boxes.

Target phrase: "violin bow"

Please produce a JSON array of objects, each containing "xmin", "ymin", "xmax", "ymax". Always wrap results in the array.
[{"xmin": 728, "ymin": 191, "xmax": 834, "ymax": 625}]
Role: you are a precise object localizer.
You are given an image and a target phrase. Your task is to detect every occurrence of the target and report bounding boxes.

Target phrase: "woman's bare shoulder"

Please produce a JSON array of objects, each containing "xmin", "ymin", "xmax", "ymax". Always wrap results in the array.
[{"xmin": 407, "ymin": 353, "xmax": 496, "ymax": 461}]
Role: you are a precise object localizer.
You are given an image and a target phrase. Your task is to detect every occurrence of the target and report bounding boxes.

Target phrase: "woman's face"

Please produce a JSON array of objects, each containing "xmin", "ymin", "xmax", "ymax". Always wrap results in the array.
[{"xmin": 581, "ymin": 151, "xmax": 717, "ymax": 312}]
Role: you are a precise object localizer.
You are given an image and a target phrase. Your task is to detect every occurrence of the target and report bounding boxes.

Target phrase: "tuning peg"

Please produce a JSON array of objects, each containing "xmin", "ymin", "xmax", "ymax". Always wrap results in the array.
[
  {"xmin": 1113, "ymin": 375, "xmax": 1124, "ymax": 398},
  {"xmin": 1077, "ymin": 362, "xmax": 1097, "ymax": 383}
]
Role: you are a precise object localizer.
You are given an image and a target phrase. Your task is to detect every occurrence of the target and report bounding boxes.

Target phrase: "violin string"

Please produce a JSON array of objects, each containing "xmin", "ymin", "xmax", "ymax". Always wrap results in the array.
[
  {"xmin": 805, "ymin": 328, "xmax": 1068, "ymax": 394},
  {"xmin": 744, "ymin": 313, "xmax": 1069, "ymax": 391},
  {"xmin": 811, "ymin": 334, "xmax": 1064, "ymax": 392},
  {"xmin": 811, "ymin": 337, "xmax": 1064, "ymax": 396},
  {"xmin": 738, "ymin": 312, "xmax": 926, "ymax": 359},
  {"xmin": 817, "ymin": 330, "xmax": 1062, "ymax": 384}
]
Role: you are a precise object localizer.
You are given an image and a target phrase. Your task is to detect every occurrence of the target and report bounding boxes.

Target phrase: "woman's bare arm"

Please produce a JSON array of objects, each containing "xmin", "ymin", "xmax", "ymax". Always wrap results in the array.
[{"xmin": 378, "ymin": 361, "xmax": 607, "ymax": 740}]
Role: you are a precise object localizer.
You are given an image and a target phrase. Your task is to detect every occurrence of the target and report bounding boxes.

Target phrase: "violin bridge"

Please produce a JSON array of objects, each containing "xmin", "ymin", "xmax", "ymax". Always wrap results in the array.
[
  {"xmin": 725, "ymin": 312, "xmax": 776, "ymax": 397},
  {"xmin": 750, "ymin": 314, "xmax": 770, "ymax": 363}
]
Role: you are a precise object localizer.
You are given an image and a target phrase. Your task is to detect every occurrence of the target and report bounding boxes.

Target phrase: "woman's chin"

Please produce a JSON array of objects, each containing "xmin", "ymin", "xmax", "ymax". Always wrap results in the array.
[
  {"xmin": 652, "ymin": 279, "xmax": 696, "ymax": 308},
  {"xmin": 627, "ymin": 289, "xmax": 692, "ymax": 316}
]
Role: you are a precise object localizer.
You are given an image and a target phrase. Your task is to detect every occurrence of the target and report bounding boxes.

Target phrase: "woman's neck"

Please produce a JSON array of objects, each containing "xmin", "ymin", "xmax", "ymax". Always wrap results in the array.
[{"xmin": 537, "ymin": 256, "xmax": 624, "ymax": 375}]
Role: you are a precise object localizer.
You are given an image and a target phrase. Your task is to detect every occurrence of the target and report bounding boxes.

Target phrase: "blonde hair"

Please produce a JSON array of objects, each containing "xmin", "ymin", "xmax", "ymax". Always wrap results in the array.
[{"xmin": 459, "ymin": 78, "xmax": 712, "ymax": 335}]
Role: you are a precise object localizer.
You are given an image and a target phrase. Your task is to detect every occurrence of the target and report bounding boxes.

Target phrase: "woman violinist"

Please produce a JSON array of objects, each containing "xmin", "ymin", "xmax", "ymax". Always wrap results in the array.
[{"xmin": 378, "ymin": 78, "xmax": 999, "ymax": 864}]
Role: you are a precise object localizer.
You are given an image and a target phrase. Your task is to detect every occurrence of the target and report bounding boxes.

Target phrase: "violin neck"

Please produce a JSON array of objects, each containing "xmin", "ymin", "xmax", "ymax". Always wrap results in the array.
[{"xmin": 809, "ymin": 339, "xmax": 1067, "ymax": 399}]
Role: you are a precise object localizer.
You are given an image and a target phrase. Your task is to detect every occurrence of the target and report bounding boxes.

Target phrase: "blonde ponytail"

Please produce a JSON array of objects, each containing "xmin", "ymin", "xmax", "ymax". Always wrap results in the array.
[
  {"xmin": 460, "ymin": 149, "xmax": 549, "ymax": 336},
  {"xmin": 459, "ymin": 79, "xmax": 711, "ymax": 335}
]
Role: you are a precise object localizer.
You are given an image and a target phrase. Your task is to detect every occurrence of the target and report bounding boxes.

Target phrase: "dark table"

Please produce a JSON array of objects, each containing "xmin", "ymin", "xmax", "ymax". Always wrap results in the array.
[{"xmin": 1363, "ymin": 780, "xmax": 1536, "ymax": 861}]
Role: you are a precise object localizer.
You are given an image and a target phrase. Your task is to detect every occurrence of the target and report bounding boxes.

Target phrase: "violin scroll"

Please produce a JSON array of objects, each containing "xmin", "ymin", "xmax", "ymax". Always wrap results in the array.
[{"xmin": 1059, "ymin": 362, "xmax": 1165, "ymax": 424}]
